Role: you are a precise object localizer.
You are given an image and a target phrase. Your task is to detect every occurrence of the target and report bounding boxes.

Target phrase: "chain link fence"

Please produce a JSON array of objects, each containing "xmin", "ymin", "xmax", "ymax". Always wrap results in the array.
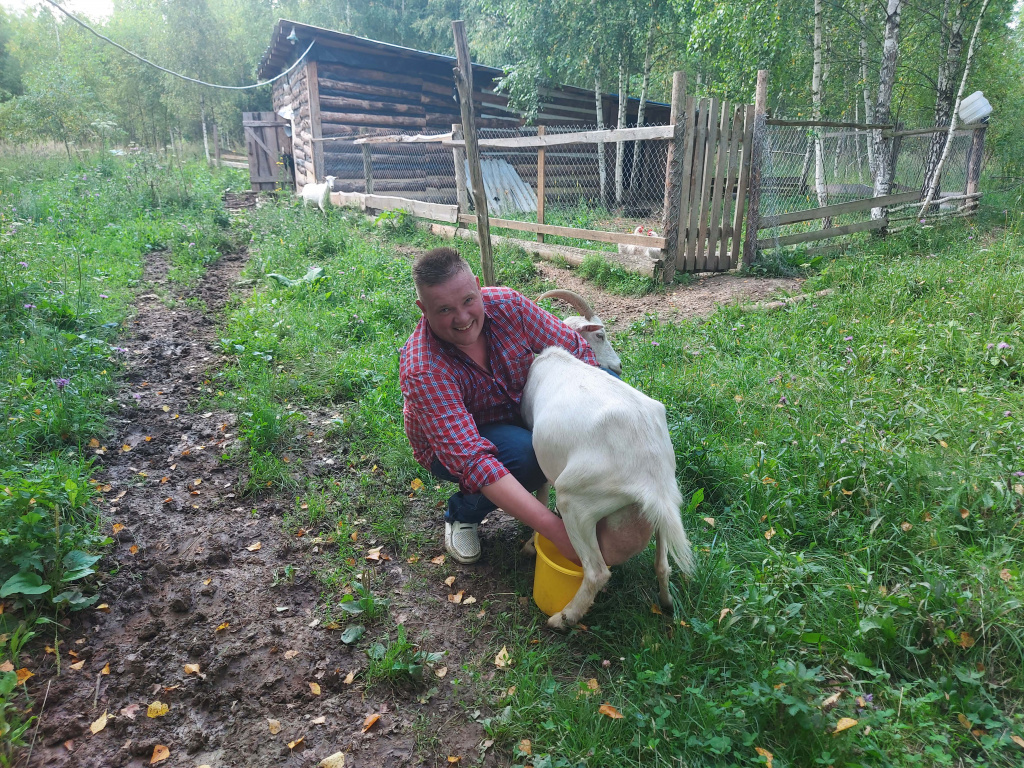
[
  {"xmin": 757, "ymin": 122, "xmax": 979, "ymax": 252},
  {"xmin": 322, "ymin": 124, "xmax": 670, "ymax": 254}
]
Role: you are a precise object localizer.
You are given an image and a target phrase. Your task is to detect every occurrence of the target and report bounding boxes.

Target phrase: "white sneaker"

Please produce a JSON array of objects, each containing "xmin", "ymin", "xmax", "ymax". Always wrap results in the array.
[{"xmin": 444, "ymin": 521, "xmax": 481, "ymax": 564}]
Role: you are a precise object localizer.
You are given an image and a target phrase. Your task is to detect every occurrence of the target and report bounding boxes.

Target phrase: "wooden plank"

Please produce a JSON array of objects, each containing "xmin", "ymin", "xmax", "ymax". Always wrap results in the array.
[
  {"xmin": 766, "ymin": 119, "xmax": 891, "ymax": 129},
  {"xmin": 429, "ymin": 223, "xmax": 660, "ymax": 278},
  {"xmin": 452, "ymin": 20, "xmax": 494, "ymax": 286},
  {"xmin": 883, "ymin": 125, "xmax": 978, "ymax": 138},
  {"xmin": 964, "ymin": 126, "xmax": 985, "ymax": 214},
  {"xmin": 706, "ymin": 100, "xmax": 731, "ymax": 271},
  {"xmin": 720, "ymin": 105, "xmax": 744, "ymax": 268},
  {"xmin": 359, "ymin": 127, "xmax": 374, "ymax": 195},
  {"xmin": 672, "ymin": 96, "xmax": 697, "ymax": 274},
  {"xmin": 306, "ymin": 61, "xmax": 325, "ymax": 182},
  {"xmin": 320, "ymin": 111, "xmax": 425, "ymax": 128},
  {"xmin": 350, "ymin": 132, "xmax": 452, "ymax": 145},
  {"xmin": 743, "ymin": 71, "xmax": 769, "ymax": 269},
  {"xmin": 457, "ymin": 214, "xmax": 667, "ymax": 247},
  {"xmin": 330, "ymin": 190, "xmax": 459, "ymax": 223},
  {"xmin": 695, "ymin": 97, "xmax": 719, "ymax": 271},
  {"xmin": 730, "ymin": 105, "xmax": 755, "ymax": 269},
  {"xmin": 443, "ymin": 124, "xmax": 676, "ymax": 150},
  {"xmin": 684, "ymin": 99, "xmax": 709, "ymax": 272},
  {"xmin": 773, "ymin": 190, "xmax": 922, "ymax": 226},
  {"xmin": 757, "ymin": 217, "xmax": 885, "ymax": 247},
  {"xmin": 536, "ymin": 125, "xmax": 546, "ymax": 243},
  {"xmin": 452, "ymin": 124, "xmax": 469, "ymax": 214},
  {"xmin": 319, "ymin": 95, "xmax": 426, "ymax": 115},
  {"xmin": 660, "ymin": 72, "xmax": 686, "ymax": 282},
  {"xmin": 241, "ymin": 120, "xmax": 288, "ymax": 128}
]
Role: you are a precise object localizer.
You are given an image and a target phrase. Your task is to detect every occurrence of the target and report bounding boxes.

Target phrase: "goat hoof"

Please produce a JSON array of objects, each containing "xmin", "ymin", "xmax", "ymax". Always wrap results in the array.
[{"xmin": 546, "ymin": 612, "xmax": 570, "ymax": 632}]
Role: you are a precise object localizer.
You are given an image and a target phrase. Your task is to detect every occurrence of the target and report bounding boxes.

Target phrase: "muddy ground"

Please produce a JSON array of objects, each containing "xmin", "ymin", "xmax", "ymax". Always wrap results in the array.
[{"xmin": 21, "ymin": 196, "xmax": 804, "ymax": 767}]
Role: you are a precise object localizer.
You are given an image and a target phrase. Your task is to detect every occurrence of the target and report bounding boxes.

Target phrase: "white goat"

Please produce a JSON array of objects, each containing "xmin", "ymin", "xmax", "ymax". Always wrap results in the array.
[
  {"xmin": 537, "ymin": 289, "xmax": 621, "ymax": 374},
  {"xmin": 300, "ymin": 176, "xmax": 336, "ymax": 212},
  {"xmin": 618, "ymin": 225, "xmax": 661, "ymax": 260},
  {"xmin": 521, "ymin": 347, "xmax": 695, "ymax": 629}
]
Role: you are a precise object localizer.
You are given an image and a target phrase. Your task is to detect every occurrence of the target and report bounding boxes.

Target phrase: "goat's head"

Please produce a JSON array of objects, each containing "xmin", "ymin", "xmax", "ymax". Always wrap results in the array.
[
  {"xmin": 324, "ymin": 175, "xmax": 337, "ymax": 190},
  {"xmin": 537, "ymin": 289, "xmax": 621, "ymax": 374}
]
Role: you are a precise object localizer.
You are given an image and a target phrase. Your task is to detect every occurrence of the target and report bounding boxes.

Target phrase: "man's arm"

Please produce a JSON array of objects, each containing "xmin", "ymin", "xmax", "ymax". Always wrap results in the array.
[{"xmin": 480, "ymin": 474, "xmax": 580, "ymax": 564}]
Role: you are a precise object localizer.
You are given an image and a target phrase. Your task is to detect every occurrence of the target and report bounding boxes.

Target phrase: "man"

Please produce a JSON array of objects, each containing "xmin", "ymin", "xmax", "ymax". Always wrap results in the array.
[{"xmin": 399, "ymin": 247, "xmax": 595, "ymax": 564}]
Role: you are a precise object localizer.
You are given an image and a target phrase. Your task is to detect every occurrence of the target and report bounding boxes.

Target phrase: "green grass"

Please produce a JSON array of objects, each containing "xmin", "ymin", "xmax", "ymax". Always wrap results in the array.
[{"xmin": 218, "ymin": 191, "xmax": 1024, "ymax": 766}]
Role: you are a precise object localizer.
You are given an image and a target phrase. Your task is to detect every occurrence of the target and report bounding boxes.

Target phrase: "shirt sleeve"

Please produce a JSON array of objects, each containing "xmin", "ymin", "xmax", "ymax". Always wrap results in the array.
[
  {"xmin": 402, "ymin": 368, "xmax": 510, "ymax": 494},
  {"xmin": 514, "ymin": 292, "xmax": 600, "ymax": 366}
]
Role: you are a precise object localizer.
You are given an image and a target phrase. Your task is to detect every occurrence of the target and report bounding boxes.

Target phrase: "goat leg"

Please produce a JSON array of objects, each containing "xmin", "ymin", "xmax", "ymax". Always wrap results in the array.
[
  {"xmin": 547, "ymin": 504, "xmax": 611, "ymax": 631},
  {"xmin": 655, "ymin": 532, "xmax": 673, "ymax": 610}
]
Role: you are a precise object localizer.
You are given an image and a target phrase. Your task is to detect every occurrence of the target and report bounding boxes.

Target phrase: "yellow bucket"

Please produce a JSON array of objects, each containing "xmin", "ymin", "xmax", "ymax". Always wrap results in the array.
[{"xmin": 532, "ymin": 533, "xmax": 584, "ymax": 616}]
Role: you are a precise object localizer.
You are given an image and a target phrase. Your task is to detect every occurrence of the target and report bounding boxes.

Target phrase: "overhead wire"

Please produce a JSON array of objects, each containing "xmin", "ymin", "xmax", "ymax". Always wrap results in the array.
[{"xmin": 40, "ymin": 0, "xmax": 313, "ymax": 91}]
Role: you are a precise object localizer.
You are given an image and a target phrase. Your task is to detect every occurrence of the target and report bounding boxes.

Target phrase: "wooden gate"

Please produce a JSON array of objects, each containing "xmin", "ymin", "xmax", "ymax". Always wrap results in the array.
[
  {"xmin": 675, "ymin": 98, "xmax": 755, "ymax": 273},
  {"xmin": 243, "ymin": 112, "xmax": 292, "ymax": 192}
]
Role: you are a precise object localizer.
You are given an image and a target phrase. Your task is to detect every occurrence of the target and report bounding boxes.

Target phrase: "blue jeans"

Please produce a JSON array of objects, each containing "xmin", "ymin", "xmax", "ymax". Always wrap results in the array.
[{"xmin": 430, "ymin": 422, "xmax": 547, "ymax": 524}]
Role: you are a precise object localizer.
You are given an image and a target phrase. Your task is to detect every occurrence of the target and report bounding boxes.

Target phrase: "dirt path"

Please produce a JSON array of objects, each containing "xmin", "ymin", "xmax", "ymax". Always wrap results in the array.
[
  {"xmin": 26, "ymin": 203, "xmax": 807, "ymax": 767},
  {"xmin": 534, "ymin": 260, "xmax": 804, "ymax": 330}
]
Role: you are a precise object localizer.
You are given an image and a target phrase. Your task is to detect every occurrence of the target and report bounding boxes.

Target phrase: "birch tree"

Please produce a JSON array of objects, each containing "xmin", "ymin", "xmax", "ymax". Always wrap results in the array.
[{"xmin": 871, "ymin": 0, "xmax": 903, "ymax": 218}]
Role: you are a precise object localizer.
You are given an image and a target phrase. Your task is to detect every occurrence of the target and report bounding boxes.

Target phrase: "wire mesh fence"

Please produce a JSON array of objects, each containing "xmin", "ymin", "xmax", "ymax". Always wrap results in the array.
[
  {"xmin": 756, "ymin": 122, "xmax": 981, "ymax": 252},
  {"xmin": 322, "ymin": 124, "xmax": 670, "ymax": 254}
]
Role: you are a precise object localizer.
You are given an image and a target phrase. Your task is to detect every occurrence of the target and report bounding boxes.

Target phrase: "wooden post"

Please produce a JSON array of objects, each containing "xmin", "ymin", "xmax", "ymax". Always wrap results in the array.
[
  {"xmin": 452, "ymin": 20, "xmax": 495, "ymax": 286},
  {"xmin": 305, "ymin": 60, "xmax": 325, "ymax": 182},
  {"xmin": 359, "ymin": 127, "xmax": 375, "ymax": 194},
  {"xmin": 963, "ymin": 123, "xmax": 985, "ymax": 214},
  {"xmin": 212, "ymin": 123, "xmax": 221, "ymax": 167},
  {"xmin": 742, "ymin": 69, "xmax": 769, "ymax": 270},
  {"xmin": 452, "ymin": 123, "xmax": 469, "ymax": 214},
  {"xmin": 536, "ymin": 125, "xmax": 546, "ymax": 243},
  {"xmin": 660, "ymin": 71, "xmax": 687, "ymax": 282}
]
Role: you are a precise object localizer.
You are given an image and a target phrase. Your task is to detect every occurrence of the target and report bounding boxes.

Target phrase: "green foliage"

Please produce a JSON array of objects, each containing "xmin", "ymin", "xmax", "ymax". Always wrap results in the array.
[
  {"xmin": 577, "ymin": 253, "xmax": 660, "ymax": 295},
  {"xmin": 0, "ymin": 623, "xmax": 36, "ymax": 765},
  {"xmin": 366, "ymin": 625, "xmax": 445, "ymax": 687}
]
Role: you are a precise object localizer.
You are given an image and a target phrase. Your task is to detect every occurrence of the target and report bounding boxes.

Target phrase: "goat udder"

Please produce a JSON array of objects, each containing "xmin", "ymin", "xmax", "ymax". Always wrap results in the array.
[{"xmin": 596, "ymin": 508, "xmax": 653, "ymax": 566}]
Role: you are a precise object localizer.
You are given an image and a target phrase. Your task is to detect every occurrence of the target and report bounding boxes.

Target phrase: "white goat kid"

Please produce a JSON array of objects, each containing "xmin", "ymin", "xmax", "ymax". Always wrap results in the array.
[
  {"xmin": 299, "ymin": 176, "xmax": 336, "ymax": 212},
  {"xmin": 617, "ymin": 225, "xmax": 661, "ymax": 260},
  {"xmin": 537, "ymin": 289, "xmax": 621, "ymax": 374},
  {"xmin": 521, "ymin": 347, "xmax": 695, "ymax": 629}
]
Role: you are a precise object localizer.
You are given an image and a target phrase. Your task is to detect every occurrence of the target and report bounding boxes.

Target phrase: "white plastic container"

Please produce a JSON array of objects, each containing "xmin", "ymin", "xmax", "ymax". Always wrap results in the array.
[{"xmin": 959, "ymin": 91, "xmax": 992, "ymax": 124}]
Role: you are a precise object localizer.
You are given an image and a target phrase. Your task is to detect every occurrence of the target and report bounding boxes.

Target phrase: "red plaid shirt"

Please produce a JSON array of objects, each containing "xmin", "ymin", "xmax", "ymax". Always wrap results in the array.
[{"xmin": 400, "ymin": 286, "xmax": 598, "ymax": 494}]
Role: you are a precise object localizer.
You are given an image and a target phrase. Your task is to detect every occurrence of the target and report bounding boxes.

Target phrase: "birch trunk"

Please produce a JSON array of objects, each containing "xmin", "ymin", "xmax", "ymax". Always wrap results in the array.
[
  {"xmin": 200, "ymin": 93, "xmax": 211, "ymax": 166},
  {"xmin": 871, "ymin": 0, "xmax": 903, "ymax": 219},
  {"xmin": 628, "ymin": 12, "xmax": 656, "ymax": 201},
  {"xmin": 922, "ymin": 1, "xmax": 966, "ymax": 199},
  {"xmin": 594, "ymin": 69, "xmax": 608, "ymax": 206},
  {"xmin": 615, "ymin": 54, "xmax": 629, "ymax": 206},
  {"xmin": 812, "ymin": 0, "xmax": 828, "ymax": 215},
  {"xmin": 919, "ymin": 0, "xmax": 991, "ymax": 215},
  {"xmin": 860, "ymin": 3, "xmax": 875, "ymax": 176}
]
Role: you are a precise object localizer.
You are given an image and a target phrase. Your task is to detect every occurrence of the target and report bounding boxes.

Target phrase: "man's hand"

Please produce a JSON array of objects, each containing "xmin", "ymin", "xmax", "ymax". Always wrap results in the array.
[{"xmin": 481, "ymin": 474, "xmax": 581, "ymax": 564}]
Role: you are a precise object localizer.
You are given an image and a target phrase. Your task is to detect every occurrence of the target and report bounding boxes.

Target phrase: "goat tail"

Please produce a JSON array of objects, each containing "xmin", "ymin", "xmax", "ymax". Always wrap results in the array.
[{"xmin": 642, "ymin": 493, "xmax": 696, "ymax": 578}]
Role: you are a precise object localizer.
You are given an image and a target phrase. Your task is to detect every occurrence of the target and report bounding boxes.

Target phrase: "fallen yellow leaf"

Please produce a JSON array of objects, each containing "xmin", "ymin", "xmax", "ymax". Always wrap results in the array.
[
  {"xmin": 822, "ymin": 692, "xmax": 841, "ymax": 708},
  {"xmin": 90, "ymin": 711, "xmax": 108, "ymax": 735},
  {"xmin": 703, "ymin": 517, "xmax": 715, "ymax": 527},
  {"xmin": 344, "ymin": 670, "xmax": 355, "ymax": 684},
  {"xmin": 88, "ymin": 438, "xmax": 100, "ymax": 448},
  {"xmin": 961, "ymin": 508, "xmax": 970, "ymax": 519},
  {"xmin": 122, "ymin": 444, "xmax": 132, "ymax": 452},
  {"xmin": 494, "ymin": 646, "xmax": 511, "ymax": 668},
  {"xmin": 96, "ymin": 603, "xmax": 110, "ymax": 613},
  {"xmin": 268, "ymin": 719, "xmax": 282, "ymax": 734},
  {"xmin": 444, "ymin": 576, "xmax": 456, "ymax": 587},
  {"xmin": 112, "ymin": 523, "xmax": 125, "ymax": 534},
  {"xmin": 0, "ymin": 661, "xmax": 13, "ymax": 673},
  {"xmin": 69, "ymin": 660, "xmax": 86, "ymax": 671},
  {"xmin": 1010, "ymin": 734, "xmax": 1024, "ymax": 750},
  {"xmin": 319, "ymin": 753, "xmax": 347, "ymax": 768},
  {"xmin": 309, "ymin": 682, "xmax": 321, "ymax": 695},
  {"xmin": 161, "ymin": 405, "xmax": 170, "ymax": 412},
  {"xmin": 833, "ymin": 717, "xmax": 858, "ymax": 734},
  {"xmin": 129, "ymin": 545, "xmax": 139, "ymax": 555},
  {"xmin": 101, "ymin": 663, "xmax": 110, "ymax": 675},
  {"xmin": 958, "ymin": 713, "xmax": 972, "ymax": 730},
  {"xmin": 246, "ymin": 542, "xmax": 261, "ymax": 551},
  {"xmin": 15, "ymin": 668, "xmax": 33, "ymax": 684},
  {"xmin": 598, "ymin": 703, "xmax": 624, "ymax": 719},
  {"xmin": 718, "ymin": 608, "xmax": 732, "ymax": 624},
  {"xmin": 900, "ymin": 521, "xmax": 912, "ymax": 532},
  {"xmin": 1000, "ymin": 569, "xmax": 1013, "ymax": 583},
  {"xmin": 447, "ymin": 758, "xmax": 461, "ymax": 765},
  {"xmin": 410, "ymin": 478, "xmax": 424, "ymax": 491},
  {"xmin": 959, "ymin": 631, "xmax": 975, "ymax": 649},
  {"xmin": 765, "ymin": 527, "xmax": 776, "ymax": 540},
  {"xmin": 448, "ymin": 590, "xmax": 464, "ymax": 604},
  {"xmin": 430, "ymin": 554, "xmax": 446, "ymax": 565},
  {"xmin": 151, "ymin": 745, "xmax": 170, "ymax": 764},
  {"xmin": 362, "ymin": 713, "xmax": 380, "ymax": 733},
  {"xmin": 288, "ymin": 736, "xmax": 304, "ymax": 750},
  {"xmin": 215, "ymin": 622, "xmax": 229, "ymax": 632},
  {"xmin": 755, "ymin": 746, "xmax": 774, "ymax": 767},
  {"xmin": 407, "ymin": 555, "xmax": 419, "ymax": 563},
  {"xmin": 462, "ymin": 595, "xmax": 477, "ymax": 605},
  {"xmin": 147, "ymin": 701, "xmax": 169, "ymax": 718},
  {"xmin": 365, "ymin": 546, "xmax": 383, "ymax": 561},
  {"xmin": 184, "ymin": 663, "xmax": 201, "ymax": 675},
  {"xmin": 435, "ymin": 666, "xmax": 448, "ymax": 679},
  {"xmin": 518, "ymin": 739, "xmax": 532, "ymax": 755},
  {"xmin": 650, "ymin": 604, "xmax": 663, "ymax": 615},
  {"xmin": 939, "ymin": 440, "xmax": 948, "ymax": 448}
]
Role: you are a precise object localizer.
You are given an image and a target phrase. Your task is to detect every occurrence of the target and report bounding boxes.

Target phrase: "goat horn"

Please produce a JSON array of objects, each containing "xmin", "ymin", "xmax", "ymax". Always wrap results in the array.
[{"xmin": 537, "ymin": 289, "xmax": 596, "ymax": 320}]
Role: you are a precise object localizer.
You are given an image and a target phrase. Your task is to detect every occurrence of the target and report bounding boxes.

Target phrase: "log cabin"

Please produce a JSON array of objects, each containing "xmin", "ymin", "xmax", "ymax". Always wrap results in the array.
[{"xmin": 257, "ymin": 20, "xmax": 671, "ymax": 206}]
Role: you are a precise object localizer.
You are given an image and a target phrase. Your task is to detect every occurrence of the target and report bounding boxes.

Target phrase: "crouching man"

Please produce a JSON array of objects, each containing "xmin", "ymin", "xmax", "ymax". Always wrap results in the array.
[{"xmin": 399, "ymin": 247, "xmax": 599, "ymax": 564}]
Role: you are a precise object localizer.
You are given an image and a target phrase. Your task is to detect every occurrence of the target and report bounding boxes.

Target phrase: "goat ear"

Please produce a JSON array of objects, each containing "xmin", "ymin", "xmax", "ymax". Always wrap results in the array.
[{"xmin": 579, "ymin": 323, "xmax": 603, "ymax": 334}]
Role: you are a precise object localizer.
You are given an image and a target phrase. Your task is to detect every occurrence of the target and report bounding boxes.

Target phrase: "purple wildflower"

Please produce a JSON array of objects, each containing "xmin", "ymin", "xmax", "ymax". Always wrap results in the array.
[
  {"xmin": 1013, "ymin": 471, "xmax": 1024, "ymax": 477},
  {"xmin": 53, "ymin": 377, "xmax": 70, "ymax": 391},
  {"xmin": 23, "ymin": 303, "xmax": 35, "ymax": 309},
  {"xmin": 919, "ymin": 219, "xmax": 926, "ymax": 224},
  {"xmin": 844, "ymin": 336, "xmax": 853, "ymax": 341},
  {"xmin": 17, "ymin": 261, "xmax": 27, "ymax": 268},
  {"xmin": 997, "ymin": 342, "xmax": 1010, "ymax": 350},
  {"xmin": 987, "ymin": 343, "xmax": 995, "ymax": 350},
  {"xmin": 99, "ymin": 294, "xmax": 109, "ymax": 299},
  {"xmin": 188, "ymin": 242, "xmax": 195, "ymax": 248},
  {"xmin": 1005, "ymin": 411, "xmax": 1012, "ymax": 417},
  {"xmin": 778, "ymin": 395, "xmax": 788, "ymax": 405},
  {"xmin": 845, "ymin": 347, "xmax": 853, "ymax": 354},
  {"xmin": 132, "ymin": 392, "xmax": 142, "ymax": 401},
  {"xmin": 652, "ymin": 341, "xmax": 660, "ymax": 346},
  {"xmin": 968, "ymin": 235, "xmax": 974, "ymax": 240}
]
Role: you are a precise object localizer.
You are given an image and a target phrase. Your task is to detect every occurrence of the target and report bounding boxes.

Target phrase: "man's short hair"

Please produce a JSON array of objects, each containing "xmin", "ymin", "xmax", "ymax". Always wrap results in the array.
[{"xmin": 413, "ymin": 247, "xmax": 472, "ymax": 290}]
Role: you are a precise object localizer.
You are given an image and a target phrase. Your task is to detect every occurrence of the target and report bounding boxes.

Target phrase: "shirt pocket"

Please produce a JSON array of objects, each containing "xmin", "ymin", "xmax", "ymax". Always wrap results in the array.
[{"xmin": 507, "ymin": 346, "xmax": 536, "ymax": 393}]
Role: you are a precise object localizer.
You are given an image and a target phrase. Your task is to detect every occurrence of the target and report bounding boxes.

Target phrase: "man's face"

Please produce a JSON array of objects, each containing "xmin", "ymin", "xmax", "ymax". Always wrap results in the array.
[{"xmin": 416, "ymin": 269, "xmax": 486, "ymax": 349}]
